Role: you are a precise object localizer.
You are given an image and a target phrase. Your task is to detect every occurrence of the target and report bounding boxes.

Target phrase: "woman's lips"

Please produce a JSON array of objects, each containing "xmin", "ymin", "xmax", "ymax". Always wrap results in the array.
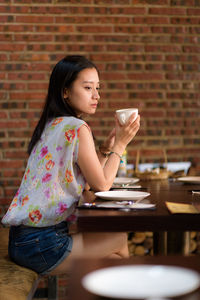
[{"xmin": 91, "ymin": 104, "xmax": 97, "ymax": 108}]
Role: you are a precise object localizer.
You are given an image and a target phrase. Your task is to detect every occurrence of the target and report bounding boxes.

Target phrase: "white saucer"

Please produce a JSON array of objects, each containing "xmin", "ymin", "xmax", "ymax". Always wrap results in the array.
[
  {"xmin": 96, "ymin": 201, "xmax": 155, "ymax": 210},
  {"xmin": 113, "ymin": 177, "xmax": 139, "ymax": 185}
]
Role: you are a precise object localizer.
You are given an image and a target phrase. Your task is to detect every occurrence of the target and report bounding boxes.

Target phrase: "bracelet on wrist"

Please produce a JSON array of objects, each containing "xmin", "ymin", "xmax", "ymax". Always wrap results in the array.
[
  {"xmin": 99, "ymin": 145, "xmax": 111, "ymax": 158},
  {"xmin": 109, "ymin": 151, "xmax": 122, "ymax": 161}
]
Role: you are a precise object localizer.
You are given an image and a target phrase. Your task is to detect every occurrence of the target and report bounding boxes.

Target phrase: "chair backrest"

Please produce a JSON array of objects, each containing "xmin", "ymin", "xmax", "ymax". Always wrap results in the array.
[{"xmin": 0, "ymin": 227, "xmax": 9, "ymax": 254}]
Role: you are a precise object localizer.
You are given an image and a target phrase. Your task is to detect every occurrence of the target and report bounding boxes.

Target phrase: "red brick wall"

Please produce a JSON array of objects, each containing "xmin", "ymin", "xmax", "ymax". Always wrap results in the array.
[{"xmin": 1, "ymin": 0, "xmax": 200, "ymax": 298}]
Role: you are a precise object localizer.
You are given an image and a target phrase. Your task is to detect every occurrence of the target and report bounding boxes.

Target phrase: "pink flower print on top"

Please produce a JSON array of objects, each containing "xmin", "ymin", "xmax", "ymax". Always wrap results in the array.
[
  {"xmin": 56, "ymin": 202, "xmax": 67, "ymax": 215},
  {"xmin": 9, "ymin": 202, "xmax": 17, "ymax": 211},
  {"xmin": 24, "ymin": 168, "xmax": 30, "ymax": 181},
  {"xmin": 59, "ymin": 157, "xmax": 64, "ymax": 167},
  {"xmin": 42, "ymin": 173, "xmax": 52, "ymax": 183},
  {"xmin": 9, "ymin": 195, "xmax": 18, "ymax": 211},
  {"xmin": 65, "ymin": 129, "xmax": 75, "ymax": 144},
  {"xmin": 52, "ymin": 117, "xmax": 63, "ymax": 126},
  {"xmin": 9, "ymin": 189, "xmax": 19, "ymax": 211},
  {"xmin": 45, "ymin": 153, "xmax": 52, "ymax": 160},
  {"xmin": 15, "ymin": 189, "xmax": 20, "ymax": 197},
  {"xmin": 56, "ymin": 145, "xmax": 62, "ymax": 151},
  {"xmin": 33, "ymin": 146, "xmax": 36, "ymax": 154},
  {"xmin": 40, "ymin": 146, "xmax": 48, "ymax": 159},
  {"xmin": 67, "ymin": 213, "xmax": 77, "ymax": 223},
  {"xmin": 45, "ymin": 160, "xmax": 55, "ymax": 171},
  {"xmin": 22, "ymin": 195, "xmax": 29, "ymax": 206},
  {"xmin": 44, "ymin": 188, "xmax": 50, "ymax": 199},
  {"xmin": 65, "ymin": 169, "xmax": 73, "ymax": 184},
  {"xmin": 77, "ymin": 124, "xmax": 90, "ymax": 137},
  {"xmin": 77, "ymin": 126, "xmax": 82, "ymax": 138},
  {"xmin": 29, "ymin": 209, "xmax": 42, "ymax": 224}
]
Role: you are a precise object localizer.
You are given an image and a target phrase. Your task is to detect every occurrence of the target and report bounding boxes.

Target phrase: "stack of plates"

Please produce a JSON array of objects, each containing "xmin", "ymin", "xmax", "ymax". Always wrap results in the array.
[{"xmin": 94, "ymin": 191, "xmax": 154, "ymax": 209}]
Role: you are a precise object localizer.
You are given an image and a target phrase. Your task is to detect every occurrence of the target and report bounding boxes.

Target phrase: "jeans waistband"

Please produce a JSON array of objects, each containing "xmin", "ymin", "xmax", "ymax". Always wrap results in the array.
[{"xmin": 10, "ymin": 221, "xmax": 69, "ymax": 236}]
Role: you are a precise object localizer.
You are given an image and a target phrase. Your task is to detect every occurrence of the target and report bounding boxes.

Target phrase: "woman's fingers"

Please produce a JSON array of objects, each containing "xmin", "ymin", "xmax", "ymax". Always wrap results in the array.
[
  {"xmin": 125, "ymin": 115, "xmax": 140, "ymax": 134},
  {"xmin": 113, "ymin": 113, "xmax": 140, "ymax": 149},
  {"xmin": 109, "ymin": 128, "xmax": 116, "ymax": 139},
  {"xmin": 126, "ymin": 112, "xmax": 139, "ymax": 125},
  {"xmin": 127, "ymin": 114, "xmax": 140, "ymax": 126},
  {"xmin": 120, "ymin": 115, "xmax": 140, "ymax": 143}
]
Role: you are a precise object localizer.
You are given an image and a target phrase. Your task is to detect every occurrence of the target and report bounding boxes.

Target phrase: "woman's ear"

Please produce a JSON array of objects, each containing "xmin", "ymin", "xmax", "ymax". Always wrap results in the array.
[{"xmin": 63, "ymin": 88, "xmax": 69, "ymax": 100}]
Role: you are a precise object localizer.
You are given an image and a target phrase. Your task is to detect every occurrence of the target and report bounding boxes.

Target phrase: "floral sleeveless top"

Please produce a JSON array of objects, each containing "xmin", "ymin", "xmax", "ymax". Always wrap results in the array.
[{"xmin": 2, "ymin": 116, "xmax": 89, "ymax": 227}]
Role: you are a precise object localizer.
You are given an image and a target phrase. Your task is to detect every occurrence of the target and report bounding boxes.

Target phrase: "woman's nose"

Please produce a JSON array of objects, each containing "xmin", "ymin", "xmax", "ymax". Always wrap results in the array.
[{"xmin": 93, "ymin": 89, "xmax": 100, "ymax": 100}]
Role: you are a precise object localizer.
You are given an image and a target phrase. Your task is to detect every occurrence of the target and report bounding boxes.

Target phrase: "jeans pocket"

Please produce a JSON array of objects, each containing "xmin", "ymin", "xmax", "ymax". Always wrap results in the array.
[
  {"xmin": 10, "ymin": 237, "xmax": 48, "ymax": 273},
  {"xmin": 55, "ymin": 227, "xmax": 70, "ymax": 250},
  {"xmin": 15, "ymin": 237, "xmax": 39, "ymax": 247}
]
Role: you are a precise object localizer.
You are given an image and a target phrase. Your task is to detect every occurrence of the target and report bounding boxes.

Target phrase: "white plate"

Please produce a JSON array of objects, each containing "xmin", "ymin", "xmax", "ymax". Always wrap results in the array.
[
  {"xmin": 95, "ymin": 191, "xmax": 150, "ymax": 201},
  {"xmin": 112, "ymin": 185, "xmax": 142, "ymax": 190},
  {"xmin": 177, "ymin": 176, "xmax": 200, "ymax": 184},
  {"xmin": 113, "ymin": 177, "xmax": 139, "ymax": 185},
  {"xmin": 82, "ymin": 265, "xmax": 200, "ymax": 299},
  {"xmin": 96, "ymin": 201, "xmax": 155, "ymax": 210}
]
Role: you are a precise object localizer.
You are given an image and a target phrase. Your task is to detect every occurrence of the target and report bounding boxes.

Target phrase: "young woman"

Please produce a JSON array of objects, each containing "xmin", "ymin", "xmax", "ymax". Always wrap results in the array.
[{"xmin": 2, "ymin": 55, "xmax": 140, "ymax": 275}]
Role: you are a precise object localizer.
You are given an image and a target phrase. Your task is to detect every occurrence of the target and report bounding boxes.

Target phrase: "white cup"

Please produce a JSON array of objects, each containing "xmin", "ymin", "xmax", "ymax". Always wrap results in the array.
[{"xmin": 116, "ymin": 108, "xmax": 138, "ymax": 125}]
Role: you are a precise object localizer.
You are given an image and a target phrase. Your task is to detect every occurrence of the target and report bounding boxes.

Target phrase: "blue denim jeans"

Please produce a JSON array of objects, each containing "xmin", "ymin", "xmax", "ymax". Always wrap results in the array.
[{"xmin": 8, "ymin": 221, "xmax": 73, "ymax": 275}]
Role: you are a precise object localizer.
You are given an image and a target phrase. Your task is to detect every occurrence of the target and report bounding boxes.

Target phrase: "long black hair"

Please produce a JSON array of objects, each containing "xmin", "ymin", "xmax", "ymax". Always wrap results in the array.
[{"xmin": 28, "ymin": 55, "xmax": 99, "ymax": 155}]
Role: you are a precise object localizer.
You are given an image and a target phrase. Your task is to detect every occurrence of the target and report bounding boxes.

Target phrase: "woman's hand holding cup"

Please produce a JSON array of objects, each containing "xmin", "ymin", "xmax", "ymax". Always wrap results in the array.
[{"xmin": 114, "ymin": 108, "xmax": 140, "ymax": 152}]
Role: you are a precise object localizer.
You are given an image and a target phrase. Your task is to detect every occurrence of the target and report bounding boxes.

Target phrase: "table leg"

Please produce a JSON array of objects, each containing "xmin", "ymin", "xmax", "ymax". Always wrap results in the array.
[
  {"xmin": 153, "ymin": 231, "xmax": 190, "ymax": 255},
  {"xmin": 167, "ymin": 231, "xmax": 188, "ymax": 254},
  {"xmin": 153, "ymin": 232, "xmax": 167, "ymax": 255}
]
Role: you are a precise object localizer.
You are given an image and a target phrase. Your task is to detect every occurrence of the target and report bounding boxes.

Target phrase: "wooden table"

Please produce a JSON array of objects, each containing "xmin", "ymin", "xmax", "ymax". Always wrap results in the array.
[
  {"xmin": 76, "ymin": 180, "xmax": 200, "ymax": 254},
  {"xmin": 68, "ymin": 256, "xmax": 200, "ymax": 300}
]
